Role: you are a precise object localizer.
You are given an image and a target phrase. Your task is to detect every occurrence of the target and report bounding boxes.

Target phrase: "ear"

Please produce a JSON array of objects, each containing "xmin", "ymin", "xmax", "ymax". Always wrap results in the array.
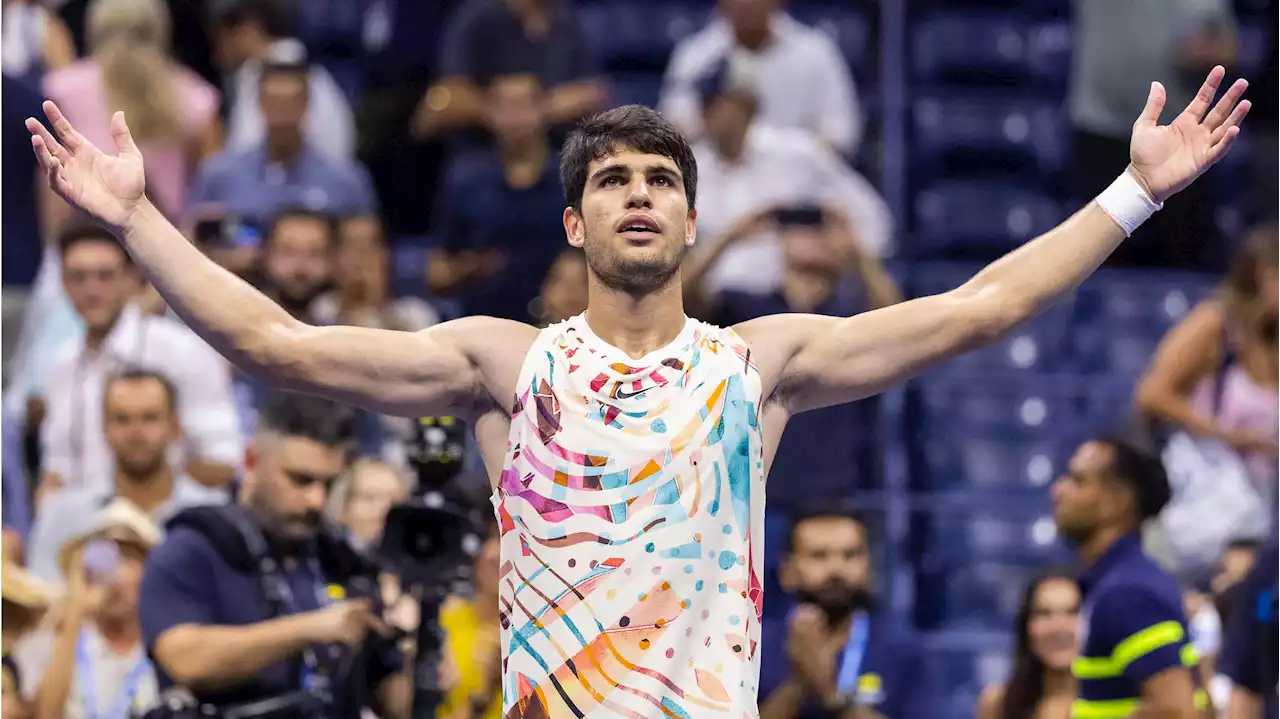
[
  {"xmin": 563, "ymin": 207, "xmax": 585, "ymax": 248},
  {"xmin": 778, "ymin": 555, "xmax": 797, "ymax": 594},
  {"xmin": 685, "ymin": 208, "xmax": 698, "ymax": 247}
]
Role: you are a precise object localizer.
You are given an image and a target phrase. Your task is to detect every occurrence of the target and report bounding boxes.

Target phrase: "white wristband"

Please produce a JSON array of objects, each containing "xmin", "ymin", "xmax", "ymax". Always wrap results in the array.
[{"xmin": 1095, "ymin": 170, "xmax": 1163, "ymax": 237}]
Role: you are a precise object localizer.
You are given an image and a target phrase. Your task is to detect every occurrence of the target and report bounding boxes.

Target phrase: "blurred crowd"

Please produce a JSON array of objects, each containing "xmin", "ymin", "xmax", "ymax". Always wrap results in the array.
[{"xmin": 0, "ymin": 0, "xmax": 1275, "ymax": 717}]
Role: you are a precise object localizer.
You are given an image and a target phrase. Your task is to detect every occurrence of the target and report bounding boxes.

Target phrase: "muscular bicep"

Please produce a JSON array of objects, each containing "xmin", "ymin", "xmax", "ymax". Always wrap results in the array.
[
  {"xmin": 740, "ymin": 289, "xmax": 1009, "ymax": 413},
  {"xmin": 273, "ymin": 316, "xmax": 535, "ymax": 419}
]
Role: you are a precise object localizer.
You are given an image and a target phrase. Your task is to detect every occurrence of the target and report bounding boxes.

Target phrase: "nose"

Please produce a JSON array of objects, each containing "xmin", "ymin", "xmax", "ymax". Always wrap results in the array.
[
  {"xmin": 304, "ymin": 482, "xmax": 328, "ymax": 513},
  {"xmin": 625, "ymin": 179, "xmax": 653, "ymax": 210}
]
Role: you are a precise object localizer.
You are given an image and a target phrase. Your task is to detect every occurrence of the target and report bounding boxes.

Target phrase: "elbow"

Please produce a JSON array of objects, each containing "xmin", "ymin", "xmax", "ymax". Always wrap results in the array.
[
  {"xmin": 153, "ymin": 636, "xmax": 211, "ymax": 689},
  {"xmin": 954, "ymin": 288, "xmax": 1036, "ymax": 347},
  {"xmin": 236, "ymin": 319, "xmax": 311, "ymax": 388}
]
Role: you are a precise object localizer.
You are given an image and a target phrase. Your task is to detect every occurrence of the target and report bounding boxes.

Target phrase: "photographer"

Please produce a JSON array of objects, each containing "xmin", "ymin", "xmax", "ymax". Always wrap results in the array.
[{"xmin": 138, "ymin": 393, "xmax": 412, "ymax": 718}]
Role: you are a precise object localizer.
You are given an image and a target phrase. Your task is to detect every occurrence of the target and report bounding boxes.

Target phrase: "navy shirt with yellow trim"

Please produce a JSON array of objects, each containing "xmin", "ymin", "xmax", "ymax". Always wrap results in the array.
[{"xmin": 1073, "ymin": 534, "xmax": 1200, "ymax": 719}]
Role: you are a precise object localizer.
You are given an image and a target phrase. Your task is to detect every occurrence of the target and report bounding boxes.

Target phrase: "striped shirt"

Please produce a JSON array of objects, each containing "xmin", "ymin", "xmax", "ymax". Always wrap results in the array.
[{"xmin": 1073, "ymin": 533, "xmax": 1204, "ymax": 718}]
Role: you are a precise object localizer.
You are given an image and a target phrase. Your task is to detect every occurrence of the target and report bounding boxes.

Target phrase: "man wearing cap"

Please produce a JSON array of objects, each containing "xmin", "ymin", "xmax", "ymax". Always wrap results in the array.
[
  {"xmin": 1051, "ymin": 436, "xmax": 1205, "ymax": 718},
  {"xmin": 13, "ymin": 498, "xmax": 161, "ymax": 719},
  {"xmin": 27, "ymin": 370, "xmax": 229, "ymax": 584}
]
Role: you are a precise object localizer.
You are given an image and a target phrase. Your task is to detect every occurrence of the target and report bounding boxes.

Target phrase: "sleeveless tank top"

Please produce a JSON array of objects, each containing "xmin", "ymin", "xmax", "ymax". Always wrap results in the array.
[{"xmin": 493, "ymin": 313, "xmax": 766, "ymax": 719}]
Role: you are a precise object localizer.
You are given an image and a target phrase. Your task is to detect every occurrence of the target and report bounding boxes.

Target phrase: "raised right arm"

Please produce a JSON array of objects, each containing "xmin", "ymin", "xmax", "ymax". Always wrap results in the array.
[{"xmin": 29, "ymin": 102, "xmax": 535, "ymax": 419}]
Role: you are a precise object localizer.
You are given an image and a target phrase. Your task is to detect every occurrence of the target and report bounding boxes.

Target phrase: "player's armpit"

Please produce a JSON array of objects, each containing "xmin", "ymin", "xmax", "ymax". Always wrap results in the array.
[
  {"xmin": 269, "ymin": 316, "xmax": 536, "ymax": 420},
  {"xmin": 738, "ymin": 287, "xmax": 1014, "ymax": 414}
]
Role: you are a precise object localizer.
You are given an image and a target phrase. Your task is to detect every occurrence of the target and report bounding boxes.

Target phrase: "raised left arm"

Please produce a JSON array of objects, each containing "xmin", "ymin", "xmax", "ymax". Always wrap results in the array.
[{"xmin": 741, "ymin": 67, "xmax": 1250, "ymax": 414}]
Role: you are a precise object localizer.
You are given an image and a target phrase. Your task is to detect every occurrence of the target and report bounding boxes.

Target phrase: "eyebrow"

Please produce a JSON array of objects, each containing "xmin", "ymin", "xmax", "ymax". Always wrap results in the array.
[{"xmin": 589, "ymin": 163, "xmax": 681, "ymax": 183}]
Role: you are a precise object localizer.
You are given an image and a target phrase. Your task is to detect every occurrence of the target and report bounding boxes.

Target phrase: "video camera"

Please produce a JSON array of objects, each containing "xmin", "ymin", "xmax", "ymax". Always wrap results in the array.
[{"xmin": 375, "ymin": 416, "xmax": 485, "ymax": 719}]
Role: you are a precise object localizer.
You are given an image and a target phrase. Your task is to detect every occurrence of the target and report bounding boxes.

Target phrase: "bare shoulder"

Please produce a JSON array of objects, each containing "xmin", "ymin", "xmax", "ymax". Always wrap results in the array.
[
  {"xmin": 431, "ymin": 316, "xmax": 540, "ymax": 406},
  {"xmin": 975, "ymin": 683, "xmax": 1006, "ymax": 719},
  {"xmin": 731, "ymin": 313, "xmax": 839, "ymax": 400}
]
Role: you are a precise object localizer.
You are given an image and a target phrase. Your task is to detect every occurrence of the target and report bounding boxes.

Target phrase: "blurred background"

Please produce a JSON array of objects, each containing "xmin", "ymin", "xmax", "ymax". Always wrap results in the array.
[{"xmin": 0, "ymin": 0, "xmax": 1275, "ymax": 716}]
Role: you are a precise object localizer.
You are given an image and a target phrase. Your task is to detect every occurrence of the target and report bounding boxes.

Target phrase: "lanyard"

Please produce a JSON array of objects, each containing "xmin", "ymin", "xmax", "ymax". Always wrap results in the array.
[
  {"xmin": 75, "ymin": 631, "xmax": 151, "ymax": 719},
  {"xmin": 835, "ymin": 612, "xmax": 870, "ymax": 698},
  {"xmin": 275, "ymin": 556, "xmax": 332, "ymax": 694}
]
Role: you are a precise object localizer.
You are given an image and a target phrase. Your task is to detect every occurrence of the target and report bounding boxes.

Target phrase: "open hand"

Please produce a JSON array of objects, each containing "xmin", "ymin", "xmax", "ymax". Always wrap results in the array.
[
  {"xmin": 1128, "ymin": 66, "xmax": 1250, "ymax": 203},
  {"xmin": 26, "ymin": 101, "xmax": 146, "ymax": 230}
]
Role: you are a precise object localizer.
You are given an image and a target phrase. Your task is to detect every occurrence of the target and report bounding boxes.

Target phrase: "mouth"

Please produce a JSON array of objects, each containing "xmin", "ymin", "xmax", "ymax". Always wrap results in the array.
[{"xmin": 616, "ymin": 215, "xmax": 661, "ymax": 242}]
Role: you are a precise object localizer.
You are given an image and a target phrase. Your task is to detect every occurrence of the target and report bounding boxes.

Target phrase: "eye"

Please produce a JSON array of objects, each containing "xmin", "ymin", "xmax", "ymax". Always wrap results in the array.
[
  {"xmin": 602, "ymin": 176, "xmax": 623, "ymax": 187},
  {"xmin": 651, "ymin": 176, "xmax": 671, "ymax": 187}
]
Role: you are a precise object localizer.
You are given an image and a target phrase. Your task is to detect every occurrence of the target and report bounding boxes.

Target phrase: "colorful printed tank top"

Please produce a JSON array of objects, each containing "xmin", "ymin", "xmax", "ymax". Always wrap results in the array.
[{"xmin": 493, "ymin": 313, "xmax": 766, "ymax": 719}]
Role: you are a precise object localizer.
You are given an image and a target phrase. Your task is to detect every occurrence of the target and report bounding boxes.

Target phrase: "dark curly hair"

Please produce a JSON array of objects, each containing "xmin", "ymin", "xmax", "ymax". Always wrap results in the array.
[{"xmin": 559, "ymin": 105, "xmax": 698, "ymax": 212}]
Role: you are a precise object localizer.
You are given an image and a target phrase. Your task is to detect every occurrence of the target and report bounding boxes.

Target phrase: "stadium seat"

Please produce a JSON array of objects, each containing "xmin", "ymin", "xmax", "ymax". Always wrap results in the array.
[
  {"xmin": 909, "ymin": 372, "xmax": 1087, "ymax": 440},
  {"xmin": 609, "ymin": 73, "xmax": 665, "ymax": 109},
  {"xmin": 923, "ymin": 632, "xmax": 1013, "ymax": 718},
  {"xmin": 913, "ymin": 181, "xmax": 1063, "ymax": 256},
  {"xmin": 1025, "ymin": 21, "xmax": 1073, "ymax": 87},
  {"xmin": 912, "ymin": 12, "xmax": 1031, "ymax": 84},
  {"xmin": 789, "ymin": 6, "xmax": 873, "ymax": 76},
  {"xmin": 1074, "ymin": 270, "xmax": 1215, "ymax": 327},
  {"xmin": 912, "ymin": 94, "xmax": 1068, "ymax": 175},
  {"xmin": 914, "ymin": 560, "xmax": 1052, "ymax": 629},
  {"xmin": 916, "ymin": 435, "xmax": 1070, "ymax": 493},
  {"xmin": 580, "ymin": 1, "xmax": 707, "ymax": 72}
]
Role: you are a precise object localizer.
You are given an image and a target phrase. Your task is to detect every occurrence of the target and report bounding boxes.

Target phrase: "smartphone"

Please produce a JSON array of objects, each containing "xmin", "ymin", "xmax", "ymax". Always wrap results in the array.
[
  {"xmin": 82, "ymin": 539, "xmax": 119, "ymax": 585},
  {"xmin": 193, "ymin": 217, "xmax": 227, "ymax": 246},
  {"xmin": 773, "ymin": 205, "xmax": 826, "ymax": 228}
]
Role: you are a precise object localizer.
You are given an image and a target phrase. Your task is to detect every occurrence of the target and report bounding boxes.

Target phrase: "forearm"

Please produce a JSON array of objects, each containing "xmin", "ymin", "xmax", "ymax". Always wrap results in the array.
[
  {"xmin": 34, "ymin": 607, "xmax": 88, "ymax": 719},
  {"xmin": 120, "ymin": 200, "xmax": 301, "ymax": 380},
  {"xmin": 545, "ymin": 81, "xmax": 607, "ymax": 125},
  {"xmin": 1135, "ymin": 386, "xmax": 1230, "ymax": 440},
  {"xmin": 1225, "ymin": 688, "xmax": 1260, "ymax": 719},
  {"xmin": 960, "ymin": 198, "xmax": 1128, "ymax": 327},
  {"xmin": 184, "ymin": 459, "xmax": 237, "ymax": 488},
  {"xmin": 759, "ymin": 678, "xmax": 809, "ymax": 719},
  {"xmin": 848, "ymin": 256, "xmax": 903, "ymax": 311},
  {"xmin": 154, "ymin": 614, "xmax": 320, "ymax": 690}
]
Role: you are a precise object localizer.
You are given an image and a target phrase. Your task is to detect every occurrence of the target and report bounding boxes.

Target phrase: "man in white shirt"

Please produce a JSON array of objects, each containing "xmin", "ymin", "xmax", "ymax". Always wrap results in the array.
[
  {"xmin": 37, "ymin": 224, "xmax": 242, "ymax": 498},
  {"xmin": 29, "ymin": 370, "xmax": 229, "ymax": 583},
  {"xmin": 688, "ymin": 63, "xmax": 891, "ymax": 295},
  {"xmin": 660, "ymin": 0, "xmax": 861, "ymax": 155}
]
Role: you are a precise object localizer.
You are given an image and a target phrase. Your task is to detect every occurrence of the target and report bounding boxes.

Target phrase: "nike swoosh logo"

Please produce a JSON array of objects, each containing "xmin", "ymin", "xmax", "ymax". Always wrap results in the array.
[{"xmin": 614, "ymin": 387, "xmax": 647, "ymax": 400}]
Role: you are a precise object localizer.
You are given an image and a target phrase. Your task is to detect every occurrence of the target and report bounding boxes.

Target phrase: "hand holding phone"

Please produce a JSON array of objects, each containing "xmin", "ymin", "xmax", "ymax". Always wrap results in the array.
[{"xmin": 81, "ymin": 538, "xmax": 119, "ymax": 586}]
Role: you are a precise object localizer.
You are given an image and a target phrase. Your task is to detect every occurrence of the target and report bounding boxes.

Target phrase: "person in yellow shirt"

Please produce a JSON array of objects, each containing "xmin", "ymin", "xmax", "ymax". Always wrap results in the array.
[{"xmin": 439, "ymin": 521, "xmax": 502, "ymax": 719}]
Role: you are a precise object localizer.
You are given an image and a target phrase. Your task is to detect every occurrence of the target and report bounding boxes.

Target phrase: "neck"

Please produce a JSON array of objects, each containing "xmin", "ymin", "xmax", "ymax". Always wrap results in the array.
[
  {"xmin": 735, "ymin": 25, "xmax": 773, "ymax": 52},
  {"xmin": 584, "ymin": 276, "xmax": 687, "ymax": 360},
  {"xmin": 714, "ymin": 133, "xmax": 747, "ymax": 164},
  {"xmin": 501, "ymin": 139, "xmax": 550, "ymax": 185},
  {"xmin": 114, "ymin": 465, "xmax": 174, "ymax": 515},
  {"xmin": 781, "ymin": 270, "xmax": 833, "ymax": 313},
  {"xmin": 1042, "ymin": 667, "xmax": 1077, "ymax": 697},
  {"xmin": 266, "ymin": 133, "xmax": 302, "ymax": 163},
  {"xmin": 1078, "ymin": 525, "xmax": 1129, "ymax": 565},
  {"xmin": 84, "ymin": 315, "xmax": 121, "ymax": 352},
  {"xmin": 94, "ymin": 614, "xmax": 141, "ymax": 654}
]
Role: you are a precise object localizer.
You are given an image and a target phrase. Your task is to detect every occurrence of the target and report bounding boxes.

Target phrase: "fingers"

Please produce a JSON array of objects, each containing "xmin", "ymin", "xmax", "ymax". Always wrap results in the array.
[
  {"xmin": 27, "ymin": 118, "xmax": 69, "ymax": 163},
  {"xmin": 1135, "ymin": 81, "xmax": 1166, "ymax": 128},
  {"xmin": 110, "ymin": 111, "xmax": 140, "ymax": 157},
  {"xmin": 1202, "ymin": 78, "xmax": 1249, "ymax": 130},
  {"xmin": 43, "ymin": 100, "xmax": 87, "ymax": 152},
  {"xmin": 1210, "ymin": 99, "xmax": 1252, "ymax": 143},
  {"xmin": 1206, "ymin": 124, "xmax": 1243, "ymax": 165},
  {"xmin": 1183, "ymin": 65, "xmax": 1226, "ymax": 120}
]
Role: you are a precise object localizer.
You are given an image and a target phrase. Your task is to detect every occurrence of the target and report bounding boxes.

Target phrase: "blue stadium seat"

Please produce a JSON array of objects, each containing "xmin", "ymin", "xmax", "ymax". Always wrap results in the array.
[
  {"xmin": 912, "ymin": 12, "xmax": 1031, "ymax": 84},
  {"xmin": 910, "ymin": 373, "xmax": 1087, "ymax": 440},
  {"xmin": 919, "ymin": 505, "xmax": 1066, "ymax": 566},
  {"xmin": 939, "ymin": 303, "xmax": 1075, "ymax": 376},
  {"xmin": 924, "ymin": 632, "xmax": 1013, "ymax": 718},
  {"xmin": 580, "ymin": 2, "xmax": 707, "ymax": 71},
  {"xmin": 391, "ymin": 243, "xmax": 431, "ymax": 298},
  {"xmin": 912, "ymin": 94, "xmax": 1068, "ymax": 175},
  {"xmin": 1074, "ymin": 270, "xmax": 1214, "ymax": 326},
  {"xmin": 790, "ymin": 7, "xmax": 873, "ymax": 76},
  {"xmin": 1237, "ymin": 22, "xmax": 1270, "ymax": 76},
  {"xmin": 916, "ymin": 435, "xmax": 1069, "ymax": 493},
  {"xmin": 1026, "ymin": 21, "xmax": 1072, "ymax": 87},
  {"xmin": 914, "ymin": 182, "xmax": 1063, "ymax": 256},
  {"xmin": 915, "ymin": 561, "xmax": 1052, "ymax": 629},
  {"xmin": 609, "ymin": 73, "xmax": 664, "ymax": 109}
]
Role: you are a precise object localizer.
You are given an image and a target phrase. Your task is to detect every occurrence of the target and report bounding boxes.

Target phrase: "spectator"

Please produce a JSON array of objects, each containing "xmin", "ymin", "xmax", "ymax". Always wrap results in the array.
[
  {"xmin": 28, "ymin": 370, "xmax": 229, "ymax": 584},
  {"xmin": 686, "ymin": 64, "xmax": 891, "ymax": 296},
  {"xmin": 312, "ymin": 214, "xmax": 440, "ymax": 332},
  {"xmin": 976, "ymin": 570, "xmax": 1080, "ymax": 719},
  {"xmin": 1217, "ymin": 538, "xmax": 1277, "ymax": 719},
  {"xmin": 0, "ymin": 554, "xmax": 56, "ymax": 719},
  {"xmin": 414, "ymin": 0, "xmax": 605, "ymax": 141},
  {"xmin": 138, "ymin": 393, "xmax": 411, "ymax": 716},
  {"xmin": 1, "ymin": 0, "xmax": 76, "ymax": 88},
  {"xmin": 439, "ymin": 519, "xmax": 502, "ymax": 719},
  {"xmin": 684, "ymin": 205, "xmax": 900, "ymax": 501},
  {"xmin": 15, "ymin": 498, "xmax": 162, "ymax": 719},
  {"xmin": 759, "ymin": 507, "xmax": 932, "ymax": 719},
  {"xmin": 255, "ymin": 208, "xmax": 337, "ymax": 322},
  {"xmin": 185, "ymin": 59, "xmax": 377, "ymax": 245},
  {"xmin": 1137, "ymin": 225, "xmax": 1279, "ymax": 487},
  {"xmin": 661, "ymin": 0, "xmax": 861, "ymax": 155},
  {"xmin": 430, "ymin": 74, "xmax": 566, "ymax": 322},
  {"xmin": 328, "ymin": 458, "xmax": 411, "ymax": 553},
  {"xmin": 210, "ymin": 0, "xmax": 356, "ymax": 162},
  {"xmin": 534, "ymin": 249, "xmax": 589, "ymax": 326},
  {"xmin": 1068, "ymin": 0, "xmax": 1237, "ymax": 269},
  {"xmin": 42, "ymin": 0, "xmax": 222, "ymax": 231},
  {"xmin": 37, "ymin": 224, "xmax": 242, "ymax": 497},
  {"xmin": 3, "ymin": 406, "xmax": 32, "ymax": 543}
]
